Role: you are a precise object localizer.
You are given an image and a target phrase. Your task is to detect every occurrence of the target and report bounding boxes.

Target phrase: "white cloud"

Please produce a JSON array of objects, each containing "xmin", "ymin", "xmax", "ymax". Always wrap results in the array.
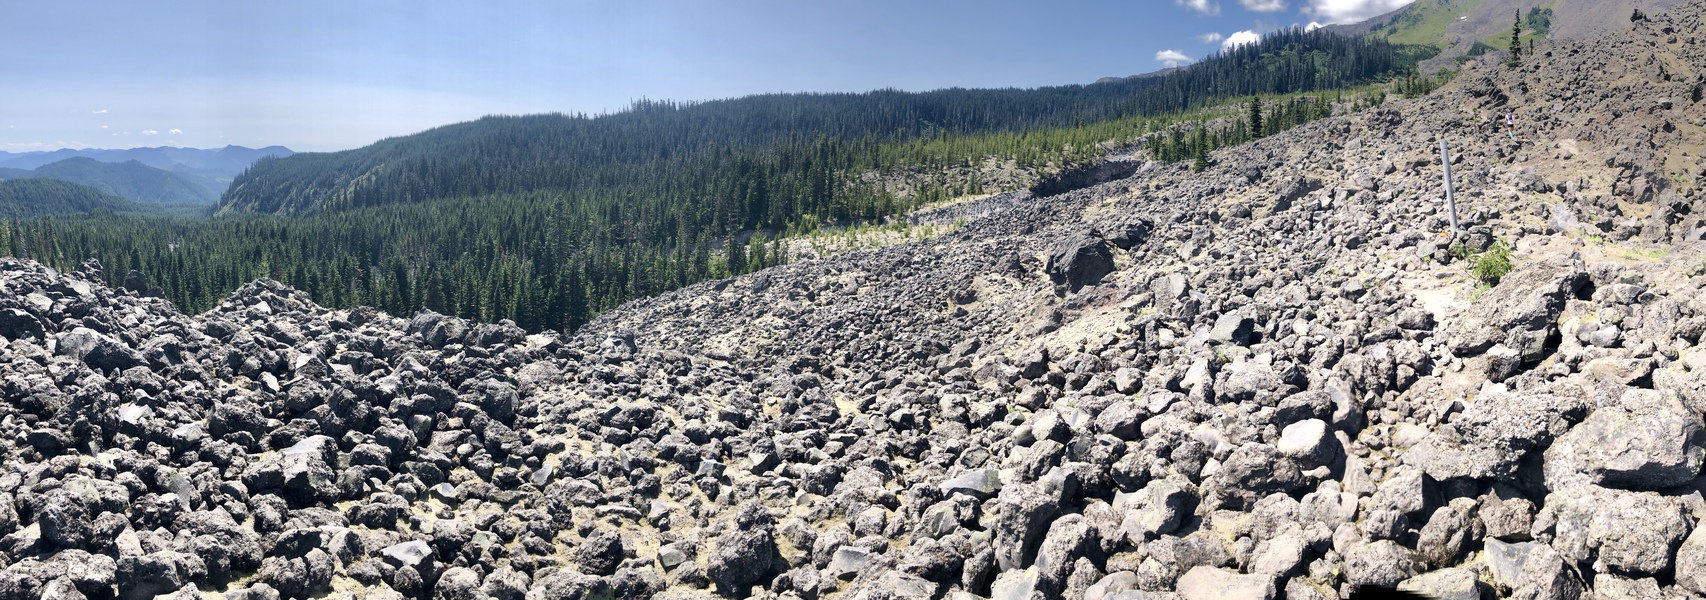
[
  {"xmin": 101, "ymin": 125, "xmax": 108, "ymax": 129},
  {"xmin": 1176, "ymin": 0, "xmax": 1220, "ymax": 15},
  {"xmin": 1198, "ymin": 32, "xmax": 1225, "ymax": 43},
  {"xmin": 169, "ymin": 128, "xmax": 182, "ymax": 135},
  {"xmin": 92, "ymin": 109, "xmax": 107, "ymax": 114},
  {"xmin": 1240, "ymin": 0, "xmax": 1287, "ymax": 12},
  {"xmin": 1305, "ymin": 21, "xmax": 1327, "ymax": 31},
  {"xmin": 142, "ymin": 129, "xmax": 159, "ymax": 135},
  {"xmin": 1303, "ymin": 0, "xmax": 1417, "ymax": 25},
  {"xmin": 1223, "ymin": 30, "xmax": 1262, "ymax": 50},
  {"xmin": 1155, "ymin": 49, "xmax": 1195, "ymax": 68}
]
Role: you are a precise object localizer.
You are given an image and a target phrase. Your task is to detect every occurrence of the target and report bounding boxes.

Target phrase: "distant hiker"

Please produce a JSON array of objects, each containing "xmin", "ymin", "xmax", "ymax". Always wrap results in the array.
[{"xmin": 1505, "ymin": 112, "xmax": 1516, "ymax": 140}]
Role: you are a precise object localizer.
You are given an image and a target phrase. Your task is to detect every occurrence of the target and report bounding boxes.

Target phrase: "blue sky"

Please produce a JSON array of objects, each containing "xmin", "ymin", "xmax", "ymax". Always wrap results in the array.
[{"xmin": 1, "ymin": 0, "xmax": 1413, "ymax": 153}]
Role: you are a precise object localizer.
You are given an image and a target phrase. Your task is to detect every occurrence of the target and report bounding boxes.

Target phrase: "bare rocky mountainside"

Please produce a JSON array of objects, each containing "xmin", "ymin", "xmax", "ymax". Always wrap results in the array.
[{"xmin": 3, "ymin": 4, "xmax": 1706, "ymax": 600}]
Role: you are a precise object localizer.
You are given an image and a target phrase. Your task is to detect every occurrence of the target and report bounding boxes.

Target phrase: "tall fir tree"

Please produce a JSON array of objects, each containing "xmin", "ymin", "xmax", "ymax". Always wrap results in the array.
[
  {"xmin": 1507, "ymin": 10, "xmax": 1523, "ymax": 68},
  {"xmin": 1249, "ymin": 97, "xmax": 1264, "ymax": 139}
]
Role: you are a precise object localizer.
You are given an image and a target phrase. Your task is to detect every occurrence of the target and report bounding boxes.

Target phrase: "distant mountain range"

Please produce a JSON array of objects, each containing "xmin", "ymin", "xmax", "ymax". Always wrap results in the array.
[
  {"xmin": 0, "ymin": 157, "xmax": 221, "ymax": 204},
  {"xmin": 0, "ymin": 145, "xmax": 292, "ymax": 206},
  {"xmin": 0, "ymin": 145, "xmax": 293, "ymax": 182}
]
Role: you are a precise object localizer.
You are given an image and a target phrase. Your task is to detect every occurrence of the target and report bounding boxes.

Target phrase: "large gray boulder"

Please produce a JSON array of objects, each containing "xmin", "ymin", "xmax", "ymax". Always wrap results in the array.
[
  {"xmin": 1119, "ymin": 479, "xmax": 1195, "ymax": 541},
  {"xmin": 1397, "ymin": 567, "xmax": 1483, "ymax": 600},
  {"xmin": 1442, "ymin": 254, "xmax": 1587, "ymax": 359},
  {"xmin": 1204, "ymin": 443, "xmax": 1303, "ymax": 510},
  {"xmin": 1543, "ymin": 389, "xmax": 1705, "ymax": 491},
  {"xmin": 1174, "ymin": 566, "xmax": 1275, "ymax": 600},
  {"xmin": 707, "ymin": 503, "xmax": 777, "ymax": 595},
  {"xmin": 992, "ymin": 483, "xmax": 1060, "ymax": 571},
  {"xmin": 1510, "ymin": 543, "xmax": 1583, "ymax": 600},
  {"xmin": 1547, "ymin": 484, "xmax": 1689, "ymax": 577},
  {"xmin": 1676, "ymin": 523, "xmax": 1706, "ymax": 595},
  {"xmin": 1342, "ymin": 540, "xmax": 1418, "ymax": 588},
  {"xmin": 54, "ymin": 326, "xmax": 142, "ymax": 371},
  {"xmin": 1403, "ymin": 387, "xmax": 1588, "ymax": 481}
]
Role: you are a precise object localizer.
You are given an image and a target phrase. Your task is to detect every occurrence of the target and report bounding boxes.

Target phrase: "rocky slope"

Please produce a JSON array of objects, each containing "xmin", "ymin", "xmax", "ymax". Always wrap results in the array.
[{"xmin": 1, "ymin": 4, "xmax": 1706, "ymax": 600}]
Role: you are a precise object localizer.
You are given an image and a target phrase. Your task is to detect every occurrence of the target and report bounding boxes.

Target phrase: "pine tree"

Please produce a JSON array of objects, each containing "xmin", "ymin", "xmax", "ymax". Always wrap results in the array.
[
  {"xmin": 564, "ymin": 262, "xmax": 588, "ymax": 332},
  {"xmin": 724, "ymin": 236, "xmax": 746, "ymax": 275},
  {"xmin": 1249, "ymin": 97, "xmax": 1264, "ymax": 139},
  {"xmin": 1507, "ymin": 10, "xmax": 1523, "ymax": 68}
]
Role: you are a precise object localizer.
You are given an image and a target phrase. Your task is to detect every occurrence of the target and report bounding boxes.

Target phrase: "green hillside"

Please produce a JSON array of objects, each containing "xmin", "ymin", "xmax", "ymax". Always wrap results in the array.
[
  {"xmin": 0, "ymin": 179, "xmax": 136, "ymax": 219},
  {"xmin": 26, "ymin": 157, "xmax": 220, "ymax": 204},
  {"xmin": 1365, "ymin": 0, "xmax": 1489, "ymax": 47}
]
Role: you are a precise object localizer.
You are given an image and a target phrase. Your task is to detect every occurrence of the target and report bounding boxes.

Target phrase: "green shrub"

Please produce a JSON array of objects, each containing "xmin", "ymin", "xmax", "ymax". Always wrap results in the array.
[{"xmin": 1470, "ymin": 239, "xmax": 1514, "ymax": 285}]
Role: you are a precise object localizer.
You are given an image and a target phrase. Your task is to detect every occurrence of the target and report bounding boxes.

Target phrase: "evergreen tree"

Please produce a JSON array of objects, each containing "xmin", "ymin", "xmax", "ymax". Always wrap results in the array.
[
  {"xmin": 1507, "ymin": 10, "xmax": 1523, "ymax": 68},
  {"xmin": 1248, "ymin": 97, "xmax": 1264, "ymax": 139},
  {"xmin": 724, "ymin": 236, "xmax": 746, "ymax": 275},
  {"xmin": 1191, "ymin": 129, "xmax": 1210, "ymax": 172},
  {"xmin": 564, "ymin": 262, "xmax": 588, "ymax": 331}
]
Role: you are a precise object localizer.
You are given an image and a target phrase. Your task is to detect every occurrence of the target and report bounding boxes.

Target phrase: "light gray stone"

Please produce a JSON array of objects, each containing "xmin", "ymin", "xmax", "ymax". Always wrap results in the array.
[
  {"xmin": 1174, "ymin": 566, "xmax": 1275, "ymax": 600},
  {"xmin": 1397, "ymin": 567, "xmax": 1481, "ymax": 600}
]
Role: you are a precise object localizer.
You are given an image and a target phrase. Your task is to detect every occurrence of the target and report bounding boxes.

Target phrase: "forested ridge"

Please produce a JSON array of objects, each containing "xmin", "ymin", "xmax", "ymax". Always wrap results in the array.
[
  {"xmin": 6, "ymin": 28, "xmax": 1439, "ymax": 334},
  {"xmin": 6, "ymin": 157, "xmax": 220, "ymax": 205},
  {"xmin": 0, "ymin": 179, "xmax": 136, "ymax": 219}
]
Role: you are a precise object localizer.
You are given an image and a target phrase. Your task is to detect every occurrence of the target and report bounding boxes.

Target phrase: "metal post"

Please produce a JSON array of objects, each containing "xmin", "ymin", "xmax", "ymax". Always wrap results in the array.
[{"xmin": 1440, "ymin": 138, "xmax": 1459, "ymax": 236}]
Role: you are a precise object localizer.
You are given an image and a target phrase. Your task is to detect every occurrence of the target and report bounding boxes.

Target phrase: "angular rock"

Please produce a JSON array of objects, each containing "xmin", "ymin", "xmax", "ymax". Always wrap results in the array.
[
  {"xmin": 1397, "ymin": 567, "xmax": 1482, "ymax": 600},
  {"xmin": 1205, "ymin": 443, "xmax": 1303, "ymax": 510},
  {"xmin": 1547, "ymin": 484, "xmax": 1688, "ymax": 577},
  {"xmin": 1275, "ymin": 419, "xmax": 1337, "ymax": 469},
  {"xmin": 1543, "ymin": 391, "xmax": 1705, "ymax": 491},
  {"xmin": 1443, "ymin": 254, "xmax": 1587, "ymax": 358},
  {"xmin": 1174, "ymin": 566, "xmax": 1275, "ymax": 600},
  {"xmin": 992, "ymin": 483, "xmax": 1060, "ymax": 572},
  {"xmin": 1342, "ymin": 540, "xmax": 1417, "ymax": 588},
  {"xmin": 1046, "ymin": 233, "xmax": 1115, "ymax": 292},
  {"xmin": 1403, "ymin": 388, "xmax": 1588, "ymax": 481},
  {"xmin": 940, "ymin": 469, "xmax": 1003, "ymax": 499}
]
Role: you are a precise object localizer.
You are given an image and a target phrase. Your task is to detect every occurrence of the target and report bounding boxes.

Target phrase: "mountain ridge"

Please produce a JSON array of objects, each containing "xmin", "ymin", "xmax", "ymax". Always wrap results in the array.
[
  {"xmin": 0, "ymin": 157, "xmax": 221, "ymax": 205},
  {"xmin": 0, "ymin": 145, "xmax": 294, "ymax": 185},
  {"xmin": 0, "ymin": 177, "xmax": 137, "ymax": 218}
]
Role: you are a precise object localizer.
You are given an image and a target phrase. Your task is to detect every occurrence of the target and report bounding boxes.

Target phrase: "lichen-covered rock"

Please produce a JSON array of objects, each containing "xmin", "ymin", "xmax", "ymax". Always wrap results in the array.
[
  {"xmin": 1547, "ymin": 484, "xmax": 1689, "ymax": 578},
  {"xmin": 1543, "ymin": 389, "xmax": 1706, "ymax": 491}
]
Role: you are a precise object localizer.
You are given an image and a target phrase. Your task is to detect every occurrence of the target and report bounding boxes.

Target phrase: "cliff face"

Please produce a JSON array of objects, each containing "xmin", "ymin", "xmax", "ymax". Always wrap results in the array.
[{"xmin": 1, "ymin": 4, "xmax": 1706, "ymax": 600}]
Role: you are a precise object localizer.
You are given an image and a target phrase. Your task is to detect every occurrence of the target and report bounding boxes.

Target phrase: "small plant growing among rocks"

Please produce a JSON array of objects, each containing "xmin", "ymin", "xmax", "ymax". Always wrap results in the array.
[
  {"xmin": 1470, "ymin": 239, "xmax": 1514, "ymax": 285},
  {"xmin": 1451, "ymin": 238, "xmax": 1514, "ymax": 286}
]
